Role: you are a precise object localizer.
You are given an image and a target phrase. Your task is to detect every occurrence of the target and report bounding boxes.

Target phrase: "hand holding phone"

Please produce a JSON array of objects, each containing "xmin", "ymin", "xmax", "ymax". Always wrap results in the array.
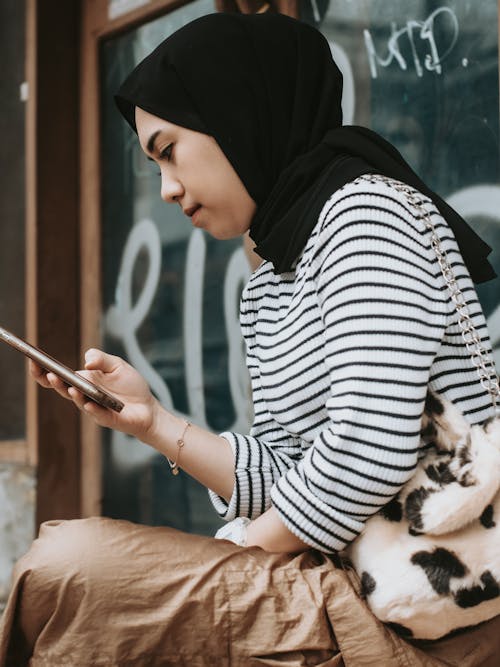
[{"xmin": 0, "ymin": 326, "xmax": 124, "ymax": 412}]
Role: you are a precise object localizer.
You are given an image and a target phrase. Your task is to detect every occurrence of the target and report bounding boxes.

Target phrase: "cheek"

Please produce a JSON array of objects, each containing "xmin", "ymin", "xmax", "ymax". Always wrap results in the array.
[
  {"xmin": 206, "ymin": 203, "xmax": 253, "ymax": 240},
  {"xmin": 197, "ymin": 144, "xmax": 256, "ymax": 229},
  {"xmin": 240, "ymin": 199, "xmax": 256, "ymax": 232},
  {"xmin": 223, "ymin": 175, "xmax": 255, "ymax": 214},
  {"xmin": 229, "ymin": 203, "xmax": 255, "ymax": 238},
  {"xmin": 237, "ymin": 188, "xmax": 257, "ymax": 225}
]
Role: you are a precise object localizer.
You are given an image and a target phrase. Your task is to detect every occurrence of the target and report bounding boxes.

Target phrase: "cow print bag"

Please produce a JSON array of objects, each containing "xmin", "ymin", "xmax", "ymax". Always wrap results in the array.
[{"xmin": 345, "ymin": 177, "xmax": 500, "ymax": 640}]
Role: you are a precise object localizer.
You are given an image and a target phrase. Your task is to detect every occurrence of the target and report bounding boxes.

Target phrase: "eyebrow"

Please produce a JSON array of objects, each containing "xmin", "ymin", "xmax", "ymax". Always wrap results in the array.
[{"xmin": 146, "ymin": 130, "xmax": 161, "ymax": 155}]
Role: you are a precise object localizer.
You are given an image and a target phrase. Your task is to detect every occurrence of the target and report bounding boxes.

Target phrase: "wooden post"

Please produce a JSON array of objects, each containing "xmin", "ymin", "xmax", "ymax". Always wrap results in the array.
[{"xmin": 26, "ymin": 0, "xmax": 82, "ymax": 526}]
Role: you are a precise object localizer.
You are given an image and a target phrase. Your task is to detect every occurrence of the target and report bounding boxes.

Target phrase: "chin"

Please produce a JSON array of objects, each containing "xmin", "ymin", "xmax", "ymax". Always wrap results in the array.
[
  {"xmin": 207, "ymin": 219, "xmax": 251, "ymax": 240},
  {"xmin": 207, "ymin": 227, "xmax": 244, "ymax": 241}
]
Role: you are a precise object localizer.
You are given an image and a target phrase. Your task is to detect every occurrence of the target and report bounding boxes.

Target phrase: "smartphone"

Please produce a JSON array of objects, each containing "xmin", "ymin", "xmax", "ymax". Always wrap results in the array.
[{"xmin": 0, "ymin": 326, "xmax": 124, "ymax": 413}]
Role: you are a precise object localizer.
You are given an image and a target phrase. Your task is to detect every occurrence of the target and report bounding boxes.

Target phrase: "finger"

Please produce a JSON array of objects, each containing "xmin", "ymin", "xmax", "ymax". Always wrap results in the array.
[
  {"xmin": 29, "ymin": 359, "xmax": 43, "ymax": 376},
  {"xmin": 84, "ymin": 348, "xmax": 120, "ymax": 373},
  {"xmin": 29, "ymin": 359, "xmax": 47, "ymax": 379},
  {"xmin": 68, "ymin": 386, "xmax": 87, "ymax": 410},
  {"xmin": 82, "ymin": 399, "xmax": 115, "ymax": 426},
  {"xmin": 46, "ymin": 372, "xmax": 72, "ymax": 400},
  {"xmin": 29, "ymin": 360, "xmax": 51, "ymax": 387},
  {"xmin": 74, "ymin": 369, "xmax": 95, "ymax": 382}
]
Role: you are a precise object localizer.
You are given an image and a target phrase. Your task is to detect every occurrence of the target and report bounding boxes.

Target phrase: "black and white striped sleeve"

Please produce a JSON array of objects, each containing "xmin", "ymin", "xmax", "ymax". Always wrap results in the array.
[
  {"xmin": 208, "ymin": 293, "xmax": 305, "ymax": 520},
  {"xmin": 269, "ymin": 185, "xmax": 448, "ymax": 552}
]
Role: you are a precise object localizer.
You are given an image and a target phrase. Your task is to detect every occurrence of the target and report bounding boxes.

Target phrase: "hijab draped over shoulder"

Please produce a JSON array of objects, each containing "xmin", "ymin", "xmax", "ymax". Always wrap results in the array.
[{"xmin": 115, "ymin": 12, "xmax": 495, "ymax": 283}]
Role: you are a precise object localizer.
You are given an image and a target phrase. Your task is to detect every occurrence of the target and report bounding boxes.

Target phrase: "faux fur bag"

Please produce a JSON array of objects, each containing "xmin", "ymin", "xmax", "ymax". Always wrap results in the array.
[
  {"xmin": 345, "ymin": 391, "xmax": 500, "ymax": 640},
  {"xmin": 345, "ymin": 176, "xmax": 500, "ymax": 640}
]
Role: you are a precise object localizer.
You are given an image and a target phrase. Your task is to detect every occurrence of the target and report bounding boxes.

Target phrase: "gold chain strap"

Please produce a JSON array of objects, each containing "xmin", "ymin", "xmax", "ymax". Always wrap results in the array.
[{"xmin": 362, "ymin": 174, "xmax": 500, "ymax": 411}]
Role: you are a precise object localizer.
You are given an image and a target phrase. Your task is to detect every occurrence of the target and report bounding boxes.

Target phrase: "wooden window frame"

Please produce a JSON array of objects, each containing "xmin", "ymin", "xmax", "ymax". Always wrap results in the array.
[
  {"xmin": 1, "ymin": 0, "xmax": 195, "ymax": 525},
  {"xmin": 80, "ymin": 0, "xmax": 299, "ymax": 518},
  {"xmin": 16, "ymin": 0, "xmax": 296, "ymax": 525},
  {"xmin": 23, "ymin": 0, "xmax": 81, "ymax": 526},
  {"xmin": 80, "ymin": 0, "xmax": 203, "ymax": 518}
]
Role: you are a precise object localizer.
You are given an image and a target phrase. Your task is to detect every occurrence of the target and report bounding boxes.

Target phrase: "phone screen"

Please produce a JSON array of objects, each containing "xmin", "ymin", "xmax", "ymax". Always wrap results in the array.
[{"xmin": 0, "ymin": 326, "xmax": 124, "ymax": 412}]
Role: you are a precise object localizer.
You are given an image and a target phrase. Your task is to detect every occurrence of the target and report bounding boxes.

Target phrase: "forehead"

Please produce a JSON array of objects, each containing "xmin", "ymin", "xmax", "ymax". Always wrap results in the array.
[
  {"xmin": 135, "ymin": 106, "xmax": 162, "ymax": 128},
  {"xmin": 135, "ymin": 107, "xmax": 178, "ymax": 151}
]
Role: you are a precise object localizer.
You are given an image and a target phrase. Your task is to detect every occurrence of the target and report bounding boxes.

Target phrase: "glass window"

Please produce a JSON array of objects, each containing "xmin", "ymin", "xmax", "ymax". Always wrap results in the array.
[
  {"xmin": 100, "ymin": 1, "xmax": 252, "ymax": 534},
  {"xmin": 0, "ymin": 1, "xmax": 26, "ymax": 441}
]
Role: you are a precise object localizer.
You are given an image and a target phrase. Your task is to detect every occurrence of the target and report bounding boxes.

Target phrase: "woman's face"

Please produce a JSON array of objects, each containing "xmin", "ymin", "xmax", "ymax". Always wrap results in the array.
[{"xmin": 135, "ymin": 107, "xmax": 256, "ymax": 239}]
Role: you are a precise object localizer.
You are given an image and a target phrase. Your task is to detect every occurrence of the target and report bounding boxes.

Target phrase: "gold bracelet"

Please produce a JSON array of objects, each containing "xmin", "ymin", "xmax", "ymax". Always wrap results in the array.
[{"xmin": 167, "ymin": 421, "xmax": 191, "ymax": 475}]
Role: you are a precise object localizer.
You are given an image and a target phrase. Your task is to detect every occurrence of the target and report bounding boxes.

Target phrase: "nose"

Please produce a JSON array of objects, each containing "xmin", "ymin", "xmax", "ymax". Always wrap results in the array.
[{"xmin": 160, "ymin": 171, "xmax": 184, "ymax": 203}]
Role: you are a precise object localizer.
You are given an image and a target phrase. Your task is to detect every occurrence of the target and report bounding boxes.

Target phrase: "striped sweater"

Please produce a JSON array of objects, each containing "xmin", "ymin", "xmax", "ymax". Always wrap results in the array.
[{"xmin": 209, "ymin": 174, "xmax": 495, "ymax": 553}]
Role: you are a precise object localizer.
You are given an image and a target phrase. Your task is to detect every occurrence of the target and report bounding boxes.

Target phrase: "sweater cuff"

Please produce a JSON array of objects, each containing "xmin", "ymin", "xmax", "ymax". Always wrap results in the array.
[
  {"xmin": 208, "ymin": 431, "xmax": 275, "ymax": 521},
  {"xmin": 208, "ymin": 432, "xmax": 240, "ymax": 520},
  {"xmin": 270, "ymin": 467, "xmax": 365, "ymax": 553}
]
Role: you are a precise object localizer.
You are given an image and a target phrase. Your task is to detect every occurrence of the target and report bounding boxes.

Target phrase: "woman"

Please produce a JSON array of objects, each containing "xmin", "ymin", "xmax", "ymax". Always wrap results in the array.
[{"xmin": 1, "ymin": 12, "xmax": 499, "ymax": 666}]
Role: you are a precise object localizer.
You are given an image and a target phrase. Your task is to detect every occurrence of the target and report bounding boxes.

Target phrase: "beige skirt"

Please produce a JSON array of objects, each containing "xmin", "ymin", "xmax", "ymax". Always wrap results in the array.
[{"xmin": 0, "ymin": 517, "xmax": 499, "ymax": 667}]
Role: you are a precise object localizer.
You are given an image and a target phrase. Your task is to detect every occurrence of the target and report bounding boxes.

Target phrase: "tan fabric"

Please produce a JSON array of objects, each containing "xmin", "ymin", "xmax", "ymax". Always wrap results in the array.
[{"xmin": 0, "ymin": 518, "xmax": 498, "ymax": 667}]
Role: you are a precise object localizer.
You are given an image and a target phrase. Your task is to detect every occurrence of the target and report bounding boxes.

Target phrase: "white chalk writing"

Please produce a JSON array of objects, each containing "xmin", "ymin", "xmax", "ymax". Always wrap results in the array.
[
  {"xmin": 104, "ymin": 221, "xmax": 251, "ymax": 471},
  {"xmin": 364, "ymin": 7, "xmax": 459, "ymax": 79}
]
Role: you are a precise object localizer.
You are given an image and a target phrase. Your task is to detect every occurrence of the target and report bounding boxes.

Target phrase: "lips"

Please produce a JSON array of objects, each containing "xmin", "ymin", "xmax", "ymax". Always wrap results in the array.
[{"xmin": 183, "ymin": 204, "xmax": 201, "ymax": 218}]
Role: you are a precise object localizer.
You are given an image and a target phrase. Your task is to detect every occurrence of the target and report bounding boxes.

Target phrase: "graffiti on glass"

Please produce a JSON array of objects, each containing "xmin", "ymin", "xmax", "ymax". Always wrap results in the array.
[
  {"xmin": 364, "ymin": 7, "xmax": 460, "ymax": 79},
  {"xmin": 104, "ymin": 221, "xmax": 251, "ymax": 470}
]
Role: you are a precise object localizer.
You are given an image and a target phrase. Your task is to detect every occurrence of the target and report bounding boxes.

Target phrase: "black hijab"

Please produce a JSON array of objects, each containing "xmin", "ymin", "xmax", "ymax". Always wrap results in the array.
[{"xmin": 115, "ymin": 12, "xmax": 495, "ymax": 283}]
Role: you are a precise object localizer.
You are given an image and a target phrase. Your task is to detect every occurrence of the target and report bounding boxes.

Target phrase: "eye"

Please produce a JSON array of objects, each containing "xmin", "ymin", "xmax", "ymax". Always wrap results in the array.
[{"xmin": 159, "ymin": 143, "xmax": 173, "ymax": 161}]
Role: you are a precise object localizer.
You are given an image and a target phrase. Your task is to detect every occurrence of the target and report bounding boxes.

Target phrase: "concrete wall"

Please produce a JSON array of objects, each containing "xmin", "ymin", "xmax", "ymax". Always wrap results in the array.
[{"xmin": 0, "ymin": 464, "xmax": 35, "ymax": 614}]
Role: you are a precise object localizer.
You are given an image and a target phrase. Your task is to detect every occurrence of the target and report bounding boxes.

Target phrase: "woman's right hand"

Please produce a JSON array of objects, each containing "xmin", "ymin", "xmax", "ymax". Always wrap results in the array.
[
  {"xmin": 31, "ymin": 348, "xmax": 237, "ymax": 500},
  {"xmin": 29, "ymin": 348, "xmax": 161, "ymax": 442}
]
